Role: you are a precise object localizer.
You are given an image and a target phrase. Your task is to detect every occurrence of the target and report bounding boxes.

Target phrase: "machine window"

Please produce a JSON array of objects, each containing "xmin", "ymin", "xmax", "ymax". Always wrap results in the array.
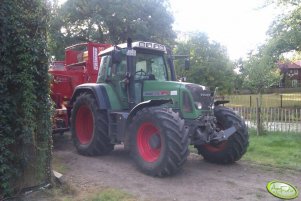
[{"xmin": 135, "ymin": 53, "xmax": 167, "ymax": 81}]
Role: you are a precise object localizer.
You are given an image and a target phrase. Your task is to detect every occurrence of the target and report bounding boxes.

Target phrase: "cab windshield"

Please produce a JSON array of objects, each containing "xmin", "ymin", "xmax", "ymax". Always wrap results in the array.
[
  {"xmin": 135, "ymin": 52, "xmax": 168, "ymax": 81},
  {"xmin": 98, "ymin": 50, "xmax": 171, "ymax": 82}
]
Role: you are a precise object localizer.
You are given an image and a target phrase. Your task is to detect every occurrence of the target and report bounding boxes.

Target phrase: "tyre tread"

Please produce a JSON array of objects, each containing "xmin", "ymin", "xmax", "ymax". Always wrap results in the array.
[
  {"xmin": 130, "ymin": 107, "xmax": 189, "ymax": 177},
  {"xmin": 71, "ymin": 93, "xmax": 113, "ymax": 156},
  {"xmin": 196, "ymin": 106, "xmax": 249, "ymax": 164}
]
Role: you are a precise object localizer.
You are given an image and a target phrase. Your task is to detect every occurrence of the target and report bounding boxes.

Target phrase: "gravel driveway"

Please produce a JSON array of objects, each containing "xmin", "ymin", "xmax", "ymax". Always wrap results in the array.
[{"xmin": 52, "ymin": 133, "xmax": 300, "ymax": 201}]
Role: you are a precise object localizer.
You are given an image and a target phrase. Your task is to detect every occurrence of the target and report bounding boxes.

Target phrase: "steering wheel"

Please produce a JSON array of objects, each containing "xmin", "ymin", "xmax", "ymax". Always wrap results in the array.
[{"xmin": 135, "ymin": 69, "xmax": 147, "ymax": 77}]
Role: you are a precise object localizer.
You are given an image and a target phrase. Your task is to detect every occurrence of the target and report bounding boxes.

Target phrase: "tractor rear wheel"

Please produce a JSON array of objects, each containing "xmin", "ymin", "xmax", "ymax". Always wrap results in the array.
[
  {"xmin": 195, "ymin": 106, "xmax": 249, "ymax": 164},
  {"xmin": 129, "ymin": 107, "xmax": 189, "ymax": 177},
  {"xmin": 71, "ymin": 93, "xmax": 114, "ymax": 156}
]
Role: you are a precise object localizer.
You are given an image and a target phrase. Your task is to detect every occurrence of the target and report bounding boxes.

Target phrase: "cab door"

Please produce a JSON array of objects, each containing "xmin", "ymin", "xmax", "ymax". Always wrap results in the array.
[
  {"xmin": 98, "ymin": 55, "xmax": 129, "ymax": 109},
  {"xmin": 111, "ymin": 58, "xmax": 128, "ymax": 109}
]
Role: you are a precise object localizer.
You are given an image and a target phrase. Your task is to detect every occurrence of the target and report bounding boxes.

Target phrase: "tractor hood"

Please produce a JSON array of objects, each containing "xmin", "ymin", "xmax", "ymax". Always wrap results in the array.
[
  {"xmin": 182, "ymin": 82, "xmax": 213, "ymax": 110},
  {"xmin": 142, "ymin": 81, "xmax": 213, "ymax": 111},
  {"xmin": 142, "ymin": 81, "xmax": 183, "ymax": 108}
]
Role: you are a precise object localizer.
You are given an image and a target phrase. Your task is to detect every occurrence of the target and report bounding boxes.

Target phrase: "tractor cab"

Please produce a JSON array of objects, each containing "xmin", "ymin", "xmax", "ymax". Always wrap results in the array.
[
  {"xmin": 98, "ymin": 41, "xmax": 175, "ymax": 109},
  {"xmin": 98, "ymin": 42, "xmax": 171, "ymax": 82}
]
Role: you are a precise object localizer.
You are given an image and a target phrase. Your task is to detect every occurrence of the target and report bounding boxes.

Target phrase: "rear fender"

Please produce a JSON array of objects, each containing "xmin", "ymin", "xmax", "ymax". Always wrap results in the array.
[{"xmin": 70, "ymin": 83, "xmax": 111, "ymax": 109}]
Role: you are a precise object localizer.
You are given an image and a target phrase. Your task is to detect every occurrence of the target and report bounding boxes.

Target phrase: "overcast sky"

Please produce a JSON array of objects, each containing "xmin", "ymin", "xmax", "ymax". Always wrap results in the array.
[
  {"xmin": 58, "ymin": 0, "xmax": 281, "ymax": 60},
  {"xmin": 170, "ymin": 0, "xmax": 282, "ymax": 60}
]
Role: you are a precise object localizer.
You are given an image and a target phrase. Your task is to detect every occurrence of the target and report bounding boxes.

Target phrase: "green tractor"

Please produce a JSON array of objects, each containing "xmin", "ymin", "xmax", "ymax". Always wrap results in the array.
[{"xmin": 70, "ymin": 39, "xmax": 249, "ymax": 177}]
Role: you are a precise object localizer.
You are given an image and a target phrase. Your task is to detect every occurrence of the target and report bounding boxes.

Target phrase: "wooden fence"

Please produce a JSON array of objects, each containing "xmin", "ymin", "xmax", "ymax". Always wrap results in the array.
[{"xmin": 231, "ymin": 107, "xmax": 301, "ymax": 133}]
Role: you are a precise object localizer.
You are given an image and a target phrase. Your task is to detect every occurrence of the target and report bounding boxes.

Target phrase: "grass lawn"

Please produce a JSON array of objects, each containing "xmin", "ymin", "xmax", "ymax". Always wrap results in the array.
[
  {"xmin": 225, "ymin": 93, "xmax": 301, "ymax": 108},
  {"xmin": 27, "ymin": 185, "xmax": 137, "ymax": 201},
  {"xmin": 89, "ymin": 188, "xmax": 136, "ymax": 201},
  {"xmin": 242, "ymin": 130, "xmax": 301, "ymax": 171}
]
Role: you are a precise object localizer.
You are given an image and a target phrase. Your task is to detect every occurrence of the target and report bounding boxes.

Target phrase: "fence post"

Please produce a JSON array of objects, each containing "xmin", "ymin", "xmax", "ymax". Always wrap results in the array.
[
  {"xmin": 256, "ymin": 97, "xmax": 261, "ymax": 135},
  {"xmin": 250, "ymin": 96, "xmax": 252, "ymax": 107},
  {"xmin": 280, "ymin": 94, "xmax": 283, "ymax": 108}
]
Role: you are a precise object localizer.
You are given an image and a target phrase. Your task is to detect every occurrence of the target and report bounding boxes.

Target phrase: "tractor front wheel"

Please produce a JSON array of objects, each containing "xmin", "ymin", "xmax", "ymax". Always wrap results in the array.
[
  {"xmin": 195, "ymin": 106, "xmax": 249, "ymax": 164},
  {"xmin": 71, "ymin": 93, "xmax": 114, "ymax": 156},
  {"xmin": 129, "ymin": 107, "xmax": 189, "ymax": 177}
]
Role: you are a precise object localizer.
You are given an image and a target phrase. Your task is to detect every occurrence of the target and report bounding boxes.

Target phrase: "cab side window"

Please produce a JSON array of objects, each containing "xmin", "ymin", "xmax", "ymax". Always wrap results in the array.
[
  {"xmin": 112, "ymin": 57, "xmax": 126, "ymax": 79},
  {"xmin": 98, "ymin": 55, "xmax": 111, "ymax": 82}
]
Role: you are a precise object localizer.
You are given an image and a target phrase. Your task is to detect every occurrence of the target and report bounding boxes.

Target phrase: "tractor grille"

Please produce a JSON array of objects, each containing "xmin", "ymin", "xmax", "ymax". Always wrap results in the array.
[{"xmin": 185, "ymin": 84, "xmax": 213, "ymax": 110}]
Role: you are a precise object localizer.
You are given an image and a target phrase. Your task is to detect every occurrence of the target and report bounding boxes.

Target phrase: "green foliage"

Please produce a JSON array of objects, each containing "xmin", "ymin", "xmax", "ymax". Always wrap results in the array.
[
  {"xmin": 241, "ymin": 51, "xmax": 281, "ymax": 93},
  {"xmin": 263, "ymin": 1, "xmax": 301, "ymax": 59},
  {"xmin": 174, "ymin": 32, "xmax": 235, "ymax": 93},
  {"xmin": 237, "ymin": 0, "xmax": 301, "ymax": 93},
  {"xmin": 265, "ymin": 0, "xmax": 301, "ymax": 6},
  {"xmin": 243, "ymin": 130, "xmax": 301, "ymax": 171},
  {"xmin": 48, "ymin": 0, "xmax": 176, "ymax": 60},
  {"xmin": 0, "ymin": 0, "xmax": 52, "ymax": 197},
  {"xmin": 239, "ymin": 1, "xmax": 301, "ymax": 94},
  {"xmin": 239, "ymin": 48, "xmax": 280, "ymax": 133}
]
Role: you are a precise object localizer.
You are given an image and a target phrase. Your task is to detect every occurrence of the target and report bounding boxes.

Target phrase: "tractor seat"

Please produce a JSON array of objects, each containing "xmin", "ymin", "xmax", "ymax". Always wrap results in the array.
[{"xmin": 148, "ymin": 74, "xmax": 155, "ymax": 80}]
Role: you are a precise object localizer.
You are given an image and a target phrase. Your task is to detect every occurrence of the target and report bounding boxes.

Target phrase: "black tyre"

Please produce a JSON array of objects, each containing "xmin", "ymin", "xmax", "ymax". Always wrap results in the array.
[
  {"xmin": 71, "ymin": 93, "xmax": 114, "ymax": 156},
  {"xmin": 196, "ymin": 106, "xmax": 249, "ymax": 164},
  {"xmin": 129, "ymin": 107, "xmax": 189, "ymax": 177}
]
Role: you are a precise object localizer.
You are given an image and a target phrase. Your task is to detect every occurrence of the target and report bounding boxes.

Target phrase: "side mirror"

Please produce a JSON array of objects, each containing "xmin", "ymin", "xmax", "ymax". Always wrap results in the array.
[
  {"xmin": 112, "ymin": 49, "xmax": 123, "ymax": 64},
  {"xmin": 184, "ymin": 59, "xmax": 190, "ymax": 70}
]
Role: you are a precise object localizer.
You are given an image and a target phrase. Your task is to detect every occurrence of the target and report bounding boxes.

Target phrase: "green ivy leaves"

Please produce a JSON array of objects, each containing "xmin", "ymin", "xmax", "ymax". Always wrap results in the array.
[{"xmin": 0, "ymin": 0, "xmax": 52, "ymax": 197}]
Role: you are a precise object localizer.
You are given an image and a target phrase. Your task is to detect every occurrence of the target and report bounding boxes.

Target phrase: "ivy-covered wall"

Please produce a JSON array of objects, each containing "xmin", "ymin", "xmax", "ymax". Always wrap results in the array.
[{"xmin": 0, "ymin": 0, "xmax": 52, "ymax": 197}]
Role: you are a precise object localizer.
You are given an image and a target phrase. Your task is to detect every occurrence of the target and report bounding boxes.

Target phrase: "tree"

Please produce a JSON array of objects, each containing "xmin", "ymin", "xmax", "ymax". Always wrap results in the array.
[
  {"xmin": 236, "ymin": 1, "xmax": 300, "ymax": 134},
  {"xmin": 233, "ymin": 58, "xmax": 245, "ymax": 92},
  {"xmin": 240, "ymin": 46, "xmax": 281, "ymax": 134},
  {"xmin": 240, "ymin": 0, "xmax": 301, "ymax": 91},
  {"xmin": 242, "ymin": 52, "xmax": 280, "ymax": 93},
  {"xmin": 174, "ymin": 32, "xmax": 236, "ymax": 94},
  {"xmin": 265, "ymin": 0, "xmax": 301, "ymax": 6},
  {"xmin": 263, "ymin": 0, "xmax": 301, "ymax": 59},
  {"xmin": 48, "ymin": 0, "xmax": 176, "ymax": 59},
  {"xmin": 0, "ymin": 0, "xmax": 52, "ymax": 197},
  {"xmin": 239, "ymin": 0, "xmax": 300, "ymax": 92}
]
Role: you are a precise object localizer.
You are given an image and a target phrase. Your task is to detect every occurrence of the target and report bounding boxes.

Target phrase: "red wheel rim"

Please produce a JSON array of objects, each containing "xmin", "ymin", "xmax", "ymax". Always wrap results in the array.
[
  {"xmin": 203, "ymin": 141, "xmax": 227, "ymax": 152},
  {"xmin": 75, "ymin": 105, "xmax": 93, "ymax": 144},
  {"xmin": 137, "ymin": 122, "xmax": 161, "ymax": 162}
]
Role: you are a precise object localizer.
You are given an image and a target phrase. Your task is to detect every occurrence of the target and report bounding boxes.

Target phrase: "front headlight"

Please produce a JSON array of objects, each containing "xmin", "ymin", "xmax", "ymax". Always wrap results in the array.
[{"xmin": 194, "ymin": 102, "xmax": 202, "ymax": 109}]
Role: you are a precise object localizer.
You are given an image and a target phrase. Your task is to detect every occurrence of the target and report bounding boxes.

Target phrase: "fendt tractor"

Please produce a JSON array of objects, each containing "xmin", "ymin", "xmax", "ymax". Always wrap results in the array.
[{"xmin": 67, "ymin": 38, "xmax": 249, "ymax": 177}]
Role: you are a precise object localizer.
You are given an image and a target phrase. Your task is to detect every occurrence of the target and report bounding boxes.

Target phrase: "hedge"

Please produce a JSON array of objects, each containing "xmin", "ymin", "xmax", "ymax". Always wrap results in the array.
[{"xmin": 0, "ymin": 0, "xmax": 52, "ymax": 197}]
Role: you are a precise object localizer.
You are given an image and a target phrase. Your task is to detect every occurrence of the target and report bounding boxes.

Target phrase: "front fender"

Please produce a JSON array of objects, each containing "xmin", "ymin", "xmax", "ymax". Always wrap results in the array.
[
  {"xmin": 126, "ymin": 99, "xmax": 172, "ymax": 126},
  {"xmin": 214, "ymin": 100, "xmax": 229, "ymax": 106}
]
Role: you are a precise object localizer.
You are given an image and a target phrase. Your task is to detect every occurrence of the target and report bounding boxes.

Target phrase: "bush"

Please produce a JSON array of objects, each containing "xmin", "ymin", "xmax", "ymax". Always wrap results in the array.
[{"xmin": 0, "ymin": 0, "xmax": 52, "ymax": 197}]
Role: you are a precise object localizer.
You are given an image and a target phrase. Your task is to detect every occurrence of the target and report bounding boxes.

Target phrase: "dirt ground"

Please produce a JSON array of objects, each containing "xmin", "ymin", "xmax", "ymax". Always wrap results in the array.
[{"xmin": 43, "ymin": 133, "xmax": 301, "ymax": 200}]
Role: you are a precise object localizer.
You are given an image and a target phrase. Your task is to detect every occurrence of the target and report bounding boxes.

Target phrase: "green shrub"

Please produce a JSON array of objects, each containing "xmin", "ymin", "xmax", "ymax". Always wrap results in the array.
[{"xmin": 0, "ymin": 0, "xmax": 52, "ymax": 197}]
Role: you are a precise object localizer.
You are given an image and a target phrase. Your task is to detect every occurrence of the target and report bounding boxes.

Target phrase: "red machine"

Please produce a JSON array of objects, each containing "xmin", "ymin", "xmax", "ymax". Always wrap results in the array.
[{"xmin": 49, "ymin": 42, "xmax": 111, "ymax": 134}]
